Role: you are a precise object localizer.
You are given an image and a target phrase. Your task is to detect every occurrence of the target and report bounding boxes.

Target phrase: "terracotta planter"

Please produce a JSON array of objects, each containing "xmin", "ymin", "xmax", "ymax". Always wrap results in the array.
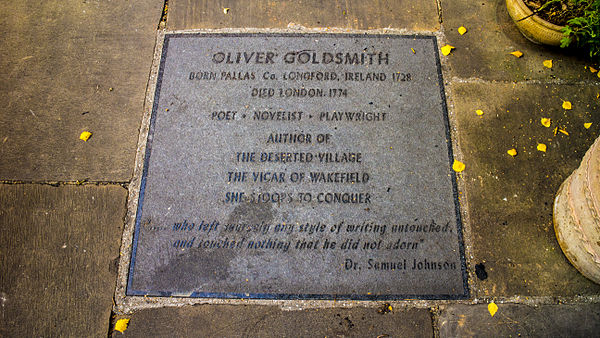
[
  {"xmin": 506, "ymin": 0, "xmax": 565, "ymax": 46},
  {"xmin": 554, "ymin": 136, "xmax": 600, "ymax": 284}
]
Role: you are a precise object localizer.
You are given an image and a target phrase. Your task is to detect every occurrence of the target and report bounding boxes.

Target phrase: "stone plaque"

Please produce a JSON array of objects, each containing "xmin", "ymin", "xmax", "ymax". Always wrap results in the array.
[{"xmin": 128, "ymin": 33, "xmax": 468, "ymax": 299}]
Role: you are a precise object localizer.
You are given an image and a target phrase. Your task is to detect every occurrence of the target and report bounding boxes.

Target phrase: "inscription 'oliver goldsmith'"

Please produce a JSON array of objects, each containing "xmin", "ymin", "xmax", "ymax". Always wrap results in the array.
[
  {"xmin": 128, "ymin": 34, "xmax": 467, "ymax": 299},
  {"xmin": 210, "ymin": 51, "xmax": 389, "ymax": 65}
]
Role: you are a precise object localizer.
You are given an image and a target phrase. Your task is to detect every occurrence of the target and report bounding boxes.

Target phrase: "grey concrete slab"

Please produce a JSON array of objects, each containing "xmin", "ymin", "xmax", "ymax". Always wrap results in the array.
[
  {"xmin": 113, "ymin": 305, "xmax": 433, "ymax": 337},
  {"xmin": 168, "ymin": 0, "xmax": 440, "ymax": 31},
  {"xmin": 0, "ymin": 0, "xmax": 163, "ymax": 181},
  {"xmin": 0, "ymin": 184, "xmax": 127, "ymax": 336},
  {"xmin": 452, "ymin": 82, "xmax": 600, "ymax": 296},
  {"xmin": 438, "ymin": 303, "xmax": 600, "ymax": 337},
  {"xmin": 441, "ymin": 0, "xmax": 600, "ymax": 81}
]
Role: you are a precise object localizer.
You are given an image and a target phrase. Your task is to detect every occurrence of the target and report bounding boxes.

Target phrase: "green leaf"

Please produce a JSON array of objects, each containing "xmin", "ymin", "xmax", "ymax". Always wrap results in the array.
[{"xmin": 560, "ymin": 36, "xmax": 573, "ymax": 48}]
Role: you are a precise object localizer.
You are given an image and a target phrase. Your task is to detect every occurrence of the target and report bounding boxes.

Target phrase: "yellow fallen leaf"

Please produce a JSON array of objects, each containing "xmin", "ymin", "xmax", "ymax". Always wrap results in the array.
[
  {"xmin": 507, "ymin": 148, "xmax": 517, "ymax": 157},
  {"xmin": 488, "ymin": 302, "xmax": 498, "ymax": 317},
  {"xmin": 553, "ymin": 127, "xmax": 558, "ymax": 136},
  {"xmin": 541, "ymin": 117, "xmax": 551, "ymax": 127},
  {"xmin": 590, "ymin": 67, "xmax": 598, "ymax": 73},
  {"xmin": 559, "ymin": 128, "xmax": 569, "ymax": 136},
  {"xmin": 598, "ymin": 72, "xmax": 600, "ymax": 78},
  {"xmin": 441, "ymin": 45, "xmax": 455, "ymax": 56},
  {"xmin": 537, "ymin": 143, "xmax": 547, "ymax": 152},
  {"xmin": 510, "ymin": 51, "xmax": 523, "ymax": 58},
  {"xmin": 458, "ymin": 26, "xmax": 467, "ymax": 35},
  {"xmin": 79, "ymin": 131, "xmax": 92, "ymax": 142},
  {"xmin": 584, "ymin": 122, "xmax": 592, "ymax": 129},
  {"xmin": 543, "ymin": 60, "xmax": 553, "ymax": 68},
  {"xmin": 411, "ymin": 48, "xmax": 416, "ymax": 54},
  {"xmin": 452, "ymin": 160, "xmax": 465, "ymax": 172},
  {"xmin": 476, "ymin": 109, "xmax": 484, "ymax": 116},
  {"xmin": 114, "ymin": 318, "xmax": 130, "ymax": 333},
  {"xmin": 562, "ymin": 101, "xmax": 572, "ymax": 110},
  {"xmin": 223, "ymin": 7, "xmax": 230, "ymax": 14}
]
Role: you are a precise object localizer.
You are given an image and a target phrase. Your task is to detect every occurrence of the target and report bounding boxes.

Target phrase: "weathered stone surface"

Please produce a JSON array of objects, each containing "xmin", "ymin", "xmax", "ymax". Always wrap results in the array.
[
  {"xmin": 0, "ymin": 184, "xmax": 127, "ymax": 336},
  {"xmin": 113, "ymin": 305, "xmax": 433, "ymax": 337},
  {"xmin": 168, "ymin": 0, "xmax": 440, "ymax": 31},
  {"xmin": 0, "ymin": 0, "xmax": 163, "ymax": 181},
  {"xmin": 438, "ymin": 303, "xmax": 600, "ymax": 337},
  {"xmin": 441, "ymin": 0, "xmax": 600, "ymax": 82},
  {"xmin": 128, "ymin": 34, "xmax": 467, "ymax": 299},
  {"xmin": 451, "ymin": 82, "xmax": 600, "ymax": 296}
]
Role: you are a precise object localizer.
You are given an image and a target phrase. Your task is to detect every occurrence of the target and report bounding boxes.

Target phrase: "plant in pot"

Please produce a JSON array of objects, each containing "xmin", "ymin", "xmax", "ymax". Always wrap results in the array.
[{"xmin": 507, "ymin": 0, "xmax": 600, "ymax": 60}]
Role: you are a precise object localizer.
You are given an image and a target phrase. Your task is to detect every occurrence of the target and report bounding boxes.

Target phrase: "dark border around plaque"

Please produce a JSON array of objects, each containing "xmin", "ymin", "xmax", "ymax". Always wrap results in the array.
[{"xmin": 127, "ymin": 33, "xmax": 469, "ymax": 300}]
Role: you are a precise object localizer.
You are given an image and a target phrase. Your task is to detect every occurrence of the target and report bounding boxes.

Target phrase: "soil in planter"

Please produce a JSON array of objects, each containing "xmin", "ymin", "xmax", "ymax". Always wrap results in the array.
[{"xmin": 525, "ymin": 0, "xmax": 589, "ymax": 25}]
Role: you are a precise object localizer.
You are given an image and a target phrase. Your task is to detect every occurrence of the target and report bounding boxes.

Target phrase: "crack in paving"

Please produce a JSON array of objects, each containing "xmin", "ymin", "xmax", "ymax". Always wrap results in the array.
[
  {"xmin": 0, "ymin": 180, "xmax": 129, "ymax": 189},
  {"xmin": 158, "ymin": 0, "xmax": 169, "ymax": 29},
  {"xmin": 449, "ymin": 76, "xmax": 600, "ymax": 86},
  {"xmin": 436, "ymin": 0, "xmax": 443, "ymax": 24}
]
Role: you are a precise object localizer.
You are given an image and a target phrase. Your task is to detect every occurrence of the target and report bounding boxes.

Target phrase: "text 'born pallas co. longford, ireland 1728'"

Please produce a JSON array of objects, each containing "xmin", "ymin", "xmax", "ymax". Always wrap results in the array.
[{"xmin": 128, "ymin": 34, "xmax": 468, "ymax": 300}]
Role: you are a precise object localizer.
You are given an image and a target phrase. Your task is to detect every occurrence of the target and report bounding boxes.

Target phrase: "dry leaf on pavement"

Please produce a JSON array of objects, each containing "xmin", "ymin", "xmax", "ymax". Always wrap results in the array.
[
  {"xmin": 79, "ymin": 131, "xmax": 92, "ymax": 142},
  {"xmin": 441, "ymin": 45, "xmax": 455, "ymax": 56},
  {"xmin": 541, "ymin": 118, "xmax": 551, "ymax": 127},
  {"xmin": 510, "ymin": 51, "xmax": 523, "ymax": 58},
  {"xmin": 488, "ymin": 302, "xmax": 498, "ymax": 317},
  {"xmin": 452, "ymin": 160, "xmax": 465, "ymax": 172}
]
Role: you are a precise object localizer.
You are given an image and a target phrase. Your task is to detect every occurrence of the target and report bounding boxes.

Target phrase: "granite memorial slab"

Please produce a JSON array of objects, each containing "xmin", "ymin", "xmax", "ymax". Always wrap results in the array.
[{"xmin": 128, "ymin": 33, "xmax": 468, "ymax": 299}]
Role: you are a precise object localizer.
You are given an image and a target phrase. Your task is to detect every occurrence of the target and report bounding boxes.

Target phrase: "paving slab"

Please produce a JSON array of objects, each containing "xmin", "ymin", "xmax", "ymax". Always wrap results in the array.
[
  {"xmin": 438, "ymin": 303, "xmax": 600, "ymax": 337},
  {"xmin": 168, "ymin": 0, "xmax": 439, "ymax": 31},
  {"xmin": 441, "ymin": 0, "xmax": 600, "ymax": 81},
  {"xmin": 0, "ymin": 0, "xmax": 163, "ymax": 181},
  {"xmin": 0, "ymin": 184, "xmax": 127, "ymax": 336},
  {"xmin": 112, "ymin": 305, "xmax": 432, "ymax": 337},
  {"xmin": 451, "ymin": 82, "xmax": 600, "ymax": 296}
]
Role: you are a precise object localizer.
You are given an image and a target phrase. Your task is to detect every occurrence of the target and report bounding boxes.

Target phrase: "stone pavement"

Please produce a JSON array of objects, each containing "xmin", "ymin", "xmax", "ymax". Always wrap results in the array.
[{"xmin": 1, "ymin": 0, "xmax": 599, "ymax": 336}]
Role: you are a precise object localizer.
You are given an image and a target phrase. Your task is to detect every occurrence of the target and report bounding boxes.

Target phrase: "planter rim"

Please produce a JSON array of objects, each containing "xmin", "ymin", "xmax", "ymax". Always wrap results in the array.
[{"xmin": 510, "ymin": 0, "xmax": 565, "ymax": 31}]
